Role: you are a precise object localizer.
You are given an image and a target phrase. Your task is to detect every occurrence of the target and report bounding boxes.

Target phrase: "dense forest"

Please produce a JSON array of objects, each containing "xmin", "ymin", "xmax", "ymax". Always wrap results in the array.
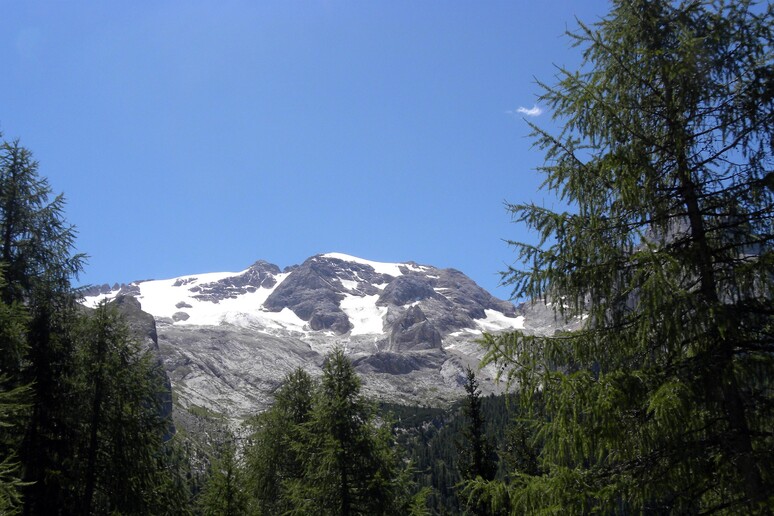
[{"xmin": 2, "ymin": 0, "xmax": 772, "ymax": 513}]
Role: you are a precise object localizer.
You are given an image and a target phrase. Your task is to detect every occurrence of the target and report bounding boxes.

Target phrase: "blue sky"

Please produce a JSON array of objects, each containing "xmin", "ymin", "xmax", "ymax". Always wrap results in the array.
[{"xmin": 2, "ymin": 1, "xmax": 610, "ymax": 301}]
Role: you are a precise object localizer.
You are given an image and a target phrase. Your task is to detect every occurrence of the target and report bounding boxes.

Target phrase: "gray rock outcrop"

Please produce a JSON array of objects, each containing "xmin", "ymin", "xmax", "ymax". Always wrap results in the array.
[
  {"xmin": 80, "ymin": 253, "xmax": 532, "ymax": 420},
  {"xmin": 387, "ymin": 305, "xmax": 442, "ymax": 352},
  {"xmin": 111, "ymin": 295, "xmax": 175, "ymax": 436}
]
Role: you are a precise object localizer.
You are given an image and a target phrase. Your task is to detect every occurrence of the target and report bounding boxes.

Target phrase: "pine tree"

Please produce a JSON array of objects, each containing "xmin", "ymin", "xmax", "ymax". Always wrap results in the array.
[
  {"xmin": 457, "ymin": 366, "xmax": 498, "ymax": 485},
  {"xmin": 0, "ymin": 268, "xmax": 30, "ymax": 515},
  {"xmin": 457, "ymin": 367, "xmax": 499, "ymax": 516},
  {"xmin": 284, "ymin": 349, "xmax": 420, "ymax": 515},
  {"xmin": 0, "ymin": 136, "xmax": 191, "ymax": 514},
  {"xmin": 245, "ymin": 367, "xmax": 314, "ymax": 514},
  {"xmin": 73, "ymin": 300, "xmax": 175, "ymax": 514},
  {"xmin": 481, "ymin": 0, "xmax": 774, "ymax": 513},
  {"xmin": 198, "ymin": 437, "xmax": 248, "ymax": 516},
  {"xmin": 0, "ymin": 136, "xmax": 85, "ymax": 514},
  {"xmin": 0, "ymin": 368, "xmax": 29, "ymax": 513},
  {"xmin": 0, "ymin": 139, "xmax": 83, "ymax": 306}
]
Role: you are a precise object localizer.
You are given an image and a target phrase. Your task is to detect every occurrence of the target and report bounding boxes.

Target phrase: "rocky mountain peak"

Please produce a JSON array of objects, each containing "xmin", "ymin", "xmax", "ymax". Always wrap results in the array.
[{"xmin": 81, "ymin": 253, "xmax": 530, "ymax": 419}]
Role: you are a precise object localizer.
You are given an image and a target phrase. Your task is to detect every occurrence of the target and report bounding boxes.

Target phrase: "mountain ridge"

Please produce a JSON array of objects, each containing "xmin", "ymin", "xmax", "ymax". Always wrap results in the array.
[{"xmin": 81, "ymin": 253, "xmax": 542, "ymax": 420}]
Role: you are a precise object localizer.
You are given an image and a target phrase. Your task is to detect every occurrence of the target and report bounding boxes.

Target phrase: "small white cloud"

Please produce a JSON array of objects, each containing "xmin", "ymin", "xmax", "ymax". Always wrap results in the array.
[{"xmin": 515, "ymin": 105, "xmax": 543, "ymax": 117}]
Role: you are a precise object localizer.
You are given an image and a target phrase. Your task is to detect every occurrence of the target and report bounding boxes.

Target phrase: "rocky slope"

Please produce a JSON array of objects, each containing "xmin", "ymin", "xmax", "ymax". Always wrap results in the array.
[{"xmin": 83, "ymin": 253, "xmax": 568, "ymax": 420}]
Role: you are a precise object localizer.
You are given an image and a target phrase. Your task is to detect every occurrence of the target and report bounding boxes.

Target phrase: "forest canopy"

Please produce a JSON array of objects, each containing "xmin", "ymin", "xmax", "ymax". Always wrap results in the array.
[{"xmin": 480, "ymin": 0, "xmax": 774, "ymax": 513}]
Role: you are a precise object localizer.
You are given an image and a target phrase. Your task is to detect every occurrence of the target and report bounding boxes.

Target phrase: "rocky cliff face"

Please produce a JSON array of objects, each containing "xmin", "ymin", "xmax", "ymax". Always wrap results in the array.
[
  {"xmin": 82, "ymin": 253, "xmax": 544, "ymax": 420},
  {"xmin": 82, "ymin": 296, "xmax": 176, "ymax": 437}
]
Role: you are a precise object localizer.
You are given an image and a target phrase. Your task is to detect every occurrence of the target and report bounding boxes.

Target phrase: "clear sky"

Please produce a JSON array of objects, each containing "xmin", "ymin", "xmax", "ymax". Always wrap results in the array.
[{"xmin": 2, "ymin": 1, "xmax": 610, "ymax": 301}]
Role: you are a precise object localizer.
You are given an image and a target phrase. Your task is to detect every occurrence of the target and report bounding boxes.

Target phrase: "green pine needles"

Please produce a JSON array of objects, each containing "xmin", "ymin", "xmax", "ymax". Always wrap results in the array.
[
  {"xmin": 245, "ymin": 350, "xmax": 429, "ymax": 516},
  {"xmin": 480, "ymin": 0, "xmax": 774, "ymax": 513},
  {"xmin": 0, "ymin": 135, "xmax": 191, "ymax": 515}
]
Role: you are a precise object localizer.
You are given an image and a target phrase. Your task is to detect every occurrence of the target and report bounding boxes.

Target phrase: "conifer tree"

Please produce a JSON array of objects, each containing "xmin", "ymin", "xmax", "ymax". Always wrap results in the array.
[
  {"xmin": 73, "ymin": 300, "xmax": 174, "ymax": 514},
  {"xmin": 245, "ymin": 367, "xmax": 314, "ymax": 514},
  {"xmin": 283, "ymin": 349, "xmax": 421, "ymax": 515},
  {"xmin": 457, "ymin": 367, "xmax": 499, "ymax": 516},
  {"xmin": 0, "ymin": 136, "xmax": 85, "ymax": 514},
  {"xmin": 198, "ymin": 437, "xmax": 248, "ymax": 516},
  {"xmin": 457, "ymin": 367, "xmax": 497, "ymax": 483},
  {"xmin": 481, "ymin": 0, "xmax": 774, "ymax": 513},
  {"xmin": 0, "ymin": 269, "xmax": 30, "ymax": 515}
]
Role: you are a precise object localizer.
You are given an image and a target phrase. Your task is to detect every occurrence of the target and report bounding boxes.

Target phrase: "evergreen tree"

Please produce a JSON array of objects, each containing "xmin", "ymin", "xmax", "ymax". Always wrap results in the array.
[
  {"xmin": 73, "ymin": 300, "xmax": 175, "ymax": 514},
  {"xmin": 0, "ymin": 136, "xmax": 192, "ymax": 514},
  {"xmin": 0, "ymin": 268, "xmax": 30, "ymax": 514},
  {"xmin": 0, "ymin": 136, "xmax": 85, "ymax": 514},
  {"xmin": 457, "ymin": 367, "xmax": 498, "ymax": 516},
  {"xmin": 284, "ymin": 349, "xmax": 420, "ymax": 515},
  {"xmin": 245, "ymin": 367, "xmax": 314, "ymax": 514},
  {"xmin": 0, "ymin": 139, "xmax": 83, "ymax": 306},
  {"xmin": 481, "ymin": 0, "xmax": 773, "ymax": 513},
  {"xmin": 198, "ymin": 437, "xmax": 248, "ymax": 516},
  {"xmin": 457, "ymin": 367, "xmax": 498, "ymax": 484},
  {"xmin": 0, "ymin": 377, "xmax": 29, "ymax": 515}
]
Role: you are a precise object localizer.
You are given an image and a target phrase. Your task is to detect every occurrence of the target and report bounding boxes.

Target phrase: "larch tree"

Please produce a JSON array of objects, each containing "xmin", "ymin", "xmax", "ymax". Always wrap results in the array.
[
  {"xmin": 0, "ymin": 136, "xmax": 186, "ymax": 514},
  {"xmin": 457, "ymin": 367, "xmax": 499, "ymax": 516},
  {"xmin": 480, "ymin": 0, "xmax": 773, "ymax": 513},
  {"xmin": 245, "ymin": 367, "xmax": 315, "ymax": 515},
  {"xmin": 198, "ymin": 437, "xmax": 248, "ymax": 516},
  {"xmin": 285, "ymin": 349, "xmax": 420, "ymax": 515},
  {"xmin": 0, "ymin": 269, "xmax": 30, "ymax": 515},
  {"xmin": 457, "ymin": 366, "xmax": 498, "ymax": 484},
  {"xmin": 0, "ymin": 136, "xmax": 85, "ymax": 514},
  {"xmin": 73, "ymin": 300, "xmax": 175, "ymax": 515}
]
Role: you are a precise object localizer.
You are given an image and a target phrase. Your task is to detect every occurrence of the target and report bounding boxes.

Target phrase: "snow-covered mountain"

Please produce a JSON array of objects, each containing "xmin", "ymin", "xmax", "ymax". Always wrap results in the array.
[{"xmin": 82, "ymin": 253, "xmax": 540, "ymax": 419}]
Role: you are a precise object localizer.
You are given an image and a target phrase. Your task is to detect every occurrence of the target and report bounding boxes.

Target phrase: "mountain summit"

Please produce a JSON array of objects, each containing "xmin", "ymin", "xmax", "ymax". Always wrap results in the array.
[{"xmin": 83, "ymin": 253, "xmax": 527, "ymax": 418}]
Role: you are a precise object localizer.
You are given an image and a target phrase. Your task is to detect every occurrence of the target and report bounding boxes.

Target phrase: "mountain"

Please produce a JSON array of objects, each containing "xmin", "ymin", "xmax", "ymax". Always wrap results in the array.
[{"xmin": 82, "ymin": 253, "xmax": 563, "ymax": 420}]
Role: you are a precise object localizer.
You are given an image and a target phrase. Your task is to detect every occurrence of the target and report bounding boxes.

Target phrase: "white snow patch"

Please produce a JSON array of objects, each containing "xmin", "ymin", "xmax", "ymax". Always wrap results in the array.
[
  {"xmin": 448, "ymin": 328, "xmax": 483, "ymax": 338},
  {"xmin": 82, "ymin": 269, "xmax": 302, "ymax": 331},
  {"xmin": 322, "ymin": 253, "xmax": 404, "ymax": 277},
  {"xmin": 82, "ymin": 291, "xmax": 120, "ymax": 307},
  {"xmin": 475, "ymin": 310, "xmax": 525, "ymax": 333},
  {"xmin": 339, "ymin": 279, "xmax": 359, "ymax": 292},
  {"xmin": 339, "ymin": 294, "xmax": 386, "ymax": 335}
]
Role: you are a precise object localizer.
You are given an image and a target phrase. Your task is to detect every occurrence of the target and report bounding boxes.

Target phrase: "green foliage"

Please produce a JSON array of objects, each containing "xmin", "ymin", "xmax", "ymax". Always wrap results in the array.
[
  {"xmin": 0, "ymin": 135, "xmax": 193, "ymax": 514},
  {"xmin": 0, "ymin": 380, "xmax": 30, "ymax": 515},
  {"xmin": 245, "ymin": 353, "xmax": 425, "ymax": 515},
  {"xmin": 245, "ymin": 367, "xmax": 314, "ymax": 515},
  {"xmin": 198, "ymin": 437, "xmax": 249, "ymax": 516},
  {"xmin": 388, "ymin": 394, "xmax": 517, "ymax": 514},
  {"xmin": 0, "ymin": 268, "xmax": 31, "ymax": 515},
  {"xmin": 457, "ymin": 367, "xmax": 498, "ymax": 485},
  {"xmin": 0, "ymin": 138, "xmax": 84, "ymax": 305},
  {"xmin": 0, "ymin": 135, "xmax": 86, "ymax": 513},
  {"xmin": 73, "ymin": 300, "xmax": 178, "ymax": 514},
  {"xmin": 287, "ymin": 350, "xmax": 407, "ymax": 515},
  {"xmin": 482, "ymin": 0, "xmax": 774, "ymax": 513}
]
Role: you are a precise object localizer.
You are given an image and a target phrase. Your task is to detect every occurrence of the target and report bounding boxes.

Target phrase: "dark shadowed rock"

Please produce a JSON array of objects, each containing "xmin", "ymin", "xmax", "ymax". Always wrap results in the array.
[
  {"xmin": 435, "ymin": 268, "xmax": 517, "ymax": 319},
  {"xmin": 388, "ymin": 305, "xmax": 443, "ymax": 351},
  {"xmin": 353, "ymin": 350, "xmax": 445, "ymax": 375},
  {"xmin": 264, "ymin": 256, "xmax": 355, "ymax": 333},
  {"xmin": 377, "ymin": 275, "xmax": 439, "ymax": 306},
  {"xmin": 110, "ymin": 295, "xmax": 175, "ymax": 436},
  {"xmin": 80, "ymin": 282, "xmax": 141, "ymax": 298},
  {"xmin": 112, "ymin": 295, "xmax": 158, "ymax": 351},
  {"xmin": 189, "ymin": 260, "xmax": 282, "ymax": 302}
]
